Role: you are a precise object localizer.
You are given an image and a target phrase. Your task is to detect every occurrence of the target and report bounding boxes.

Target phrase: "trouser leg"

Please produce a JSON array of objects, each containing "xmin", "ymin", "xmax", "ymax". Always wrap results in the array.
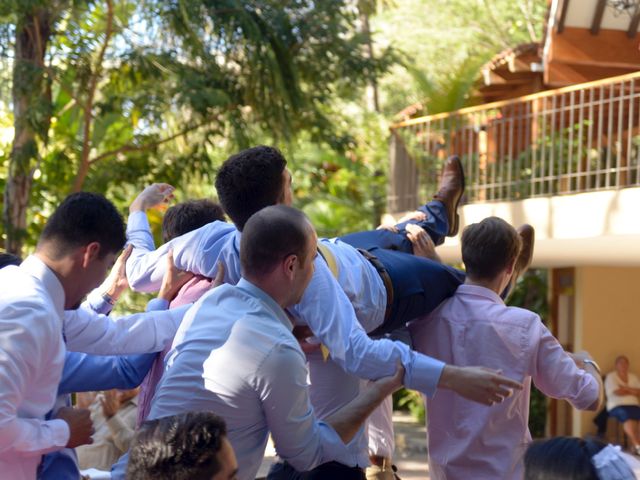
[
  {"xmin": 395, "ymin": 200, "xmax": 449, "ymax": 246},
  {"xmin": 268, "ymin": 461, "xmax": 365, "ymax": 480},
  {"xmin": 370, "ymin": 248, "xmax": 464, "ymax": 336},
  {"xmin": 339, "ymin": 201, "xmax": 450, "ymax": 255}
]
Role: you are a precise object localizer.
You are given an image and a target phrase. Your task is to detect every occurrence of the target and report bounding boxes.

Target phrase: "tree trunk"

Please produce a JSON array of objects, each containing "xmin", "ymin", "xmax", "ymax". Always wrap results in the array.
[
  {"xmin": 359, "ymin": 11, "xmax": 380, "ymax": 113},
  {"xmin": 72, "ymin": 0, "xmax": 114, "ymax": 193},
  {"xmin": 3, "ymin": 8, "xmax": 52, "ymax": 255}
]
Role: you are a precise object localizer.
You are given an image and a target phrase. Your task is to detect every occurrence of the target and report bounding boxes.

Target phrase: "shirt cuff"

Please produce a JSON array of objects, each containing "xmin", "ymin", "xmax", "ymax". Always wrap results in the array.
[
  {"xmin": 146, "ymin": 298, "xmax": 169, "ymax": 312},
  {"xmin": 85, "ymin": 289, "xmax": 113, "ymax": 315},
  {"xmin": 404, "ymin": 353, "xmax": 445, "ymax": 398},
  {"xmin": 48, "ymin": 418, "xmax": 71, "ymax": 449},
  {"xmin": 126, "ymin": 211, "xmax": 151, "ymax": 236}
]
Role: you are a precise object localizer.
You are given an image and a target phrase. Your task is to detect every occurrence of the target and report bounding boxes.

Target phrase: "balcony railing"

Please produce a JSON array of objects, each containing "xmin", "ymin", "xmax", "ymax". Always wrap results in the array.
[{"xmin": 388, "ymin": 71, "xmax": 640, "ymax": 213}]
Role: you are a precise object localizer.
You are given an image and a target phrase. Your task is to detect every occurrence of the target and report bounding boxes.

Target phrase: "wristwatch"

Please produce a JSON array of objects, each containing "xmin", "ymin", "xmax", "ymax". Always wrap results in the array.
[
  {"xmin": 101, "ymin": 292, "xmax": 116, "ymax": 306},
  {"xmin": 583, "ymin": 358, "xmax": 601, "ymax": 374}
]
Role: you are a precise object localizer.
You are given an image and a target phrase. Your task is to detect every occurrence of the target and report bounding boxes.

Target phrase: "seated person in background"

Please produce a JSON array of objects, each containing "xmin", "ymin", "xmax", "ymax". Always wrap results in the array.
[
  {"xmin": 127, "ymin": 411, "xmax": 238, "ymax": 480},
  {"xmin": 605, "ymin": 355, "xmax": 640, "ymax": 455},
  {"xmin": 524, "ymin": 436, "xmax": 639, "ymax": 480},
  {"xmin": 77, "ymin": 389, "xmax": 139, "ymax": 472},
  {"xmin": 410, "ymin": 216, "xmax": 603, "ymax": 480}
]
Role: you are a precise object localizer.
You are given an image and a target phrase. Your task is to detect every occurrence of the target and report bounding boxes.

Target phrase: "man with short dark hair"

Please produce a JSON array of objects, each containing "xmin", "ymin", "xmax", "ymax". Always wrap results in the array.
[
  {"xmin": 0, "ymin": 192, "xmax": 124, "ymax": 479},
  {"xmin": 162, "ymin": 199, "xmax": 225, "ymax": 243},
  {"xmin": 410, "ymin": 216, "xmax": 603, "ymax": 480},
  {"xmin": 127, "ymin": 412, "xmax": 238, "ymax": 480},
  {"xmin": 146, "ymin": 206, "xmax": 404, "ymax": 480}
]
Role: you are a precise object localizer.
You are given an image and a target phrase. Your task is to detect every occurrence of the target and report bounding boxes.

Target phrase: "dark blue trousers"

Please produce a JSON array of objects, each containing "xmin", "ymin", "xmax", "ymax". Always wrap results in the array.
[
  {"xmin": 365, "ymin": 247, "xmax": 465, "ymax": 335},
  {"xmin": 267, "ymin": 461, "xmax": 365, "ymax": 480},
  {"xmin": 338, "ymin": 200, "xmax": 465, "ymax": 335},
  {"xmin": 339, "ymin": 200, "xmax": 449, "ymax": 254}
]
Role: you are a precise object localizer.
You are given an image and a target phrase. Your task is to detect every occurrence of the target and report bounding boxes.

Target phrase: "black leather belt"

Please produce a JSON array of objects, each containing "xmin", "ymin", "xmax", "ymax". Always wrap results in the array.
[{"xmin": 357, "ymin": 248, "xmax": 394, "ymax": 324}]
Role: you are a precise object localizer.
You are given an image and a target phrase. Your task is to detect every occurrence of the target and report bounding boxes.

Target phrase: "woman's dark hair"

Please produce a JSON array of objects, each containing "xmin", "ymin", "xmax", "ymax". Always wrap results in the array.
[{"xmin": 524, "ymin": 436, "xmax": 606, "ymax": 480}]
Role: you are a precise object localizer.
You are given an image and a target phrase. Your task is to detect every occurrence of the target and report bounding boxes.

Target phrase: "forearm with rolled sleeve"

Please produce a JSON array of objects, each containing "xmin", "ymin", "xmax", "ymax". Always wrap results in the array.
[{"xmin": 290, "ymin": 257, "xmax": 444, "ymax": 397}]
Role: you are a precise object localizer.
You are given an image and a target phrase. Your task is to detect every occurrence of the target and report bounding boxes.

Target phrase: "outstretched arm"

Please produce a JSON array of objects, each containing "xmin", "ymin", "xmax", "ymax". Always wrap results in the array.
[
  {"xmin": 290, "ymin": 258, "xmax": 522, "ymax": 404},
  {"xmin": 125, "ymin": 184, "xmax": 235, "ymax": 292},
  {"xmin": 57, "ymin": 352, "xmax": 156, "ymax": 395}
]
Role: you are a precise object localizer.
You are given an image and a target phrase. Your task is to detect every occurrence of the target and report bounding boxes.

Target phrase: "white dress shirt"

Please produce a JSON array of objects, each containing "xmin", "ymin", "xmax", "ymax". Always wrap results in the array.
[
  {"xmin": 63, "ymin": 302, "xmax": 188, "ymax": 355},
  {"xmin": 150, "ymin": 279, "xmax": 351, "ymax": 480},
  {"xmin": 0, "ymin": 256, "xmax": 69, "ymax": 480}
]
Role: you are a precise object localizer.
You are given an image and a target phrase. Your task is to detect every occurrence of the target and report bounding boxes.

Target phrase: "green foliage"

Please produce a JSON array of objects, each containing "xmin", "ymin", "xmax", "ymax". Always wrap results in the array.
[
  {"xmin": 0, "ymin": 0, "xmax": 394, "ymax": 253},
  {"xmin": 373, "ymin": 0, "xmax": 548, "ymax": 116}
]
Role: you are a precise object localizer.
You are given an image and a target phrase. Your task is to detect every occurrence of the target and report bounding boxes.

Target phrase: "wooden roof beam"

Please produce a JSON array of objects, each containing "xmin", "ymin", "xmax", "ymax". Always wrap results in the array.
[
  {"xmin": 591, "ymin": 0, "xmax": 607, "ymax": 35},
  {"xmin": 628, "ymin": 9, "xmax": 640, "ymax": 38},
  {"xmin": 556, "ymin": 0, "xmax": 570, "ymax": 33}
]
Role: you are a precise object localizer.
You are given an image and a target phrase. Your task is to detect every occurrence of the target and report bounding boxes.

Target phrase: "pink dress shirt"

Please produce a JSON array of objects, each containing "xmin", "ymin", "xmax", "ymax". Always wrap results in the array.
[{"xmin": 410, "ymin": 284, "xmax": 599, "ymax": 480}]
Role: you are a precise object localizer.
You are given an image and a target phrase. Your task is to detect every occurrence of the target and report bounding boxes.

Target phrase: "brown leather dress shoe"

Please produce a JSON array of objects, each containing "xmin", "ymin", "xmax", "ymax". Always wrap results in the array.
[
  {"xmin": 432, "ymin": 155, "xmax": 465, "ymax": 236},
  {"xmin": 515, "ymin": 224, "xmax": 535, "ymax": 274}
]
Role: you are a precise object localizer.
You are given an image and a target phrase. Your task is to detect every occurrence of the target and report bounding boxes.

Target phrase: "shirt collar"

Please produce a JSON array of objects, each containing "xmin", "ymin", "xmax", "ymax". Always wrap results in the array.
[
  {"xmin": 21, "ymin": 255, "xmax": 66, "ymax": 317},
  {"xmin": 457, "ymin": 284, "xmax": 505, "ymax": 305},
  {"xmin": 232, "ymin": 230, "xmax": 241, "ymax": 254},
  {"xmin": 236, "ymin": 278, "xmax": 292, "ymax": 331}
]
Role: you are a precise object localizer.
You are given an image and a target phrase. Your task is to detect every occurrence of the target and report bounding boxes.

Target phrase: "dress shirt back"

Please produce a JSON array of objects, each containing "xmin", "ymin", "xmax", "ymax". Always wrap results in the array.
[
  {"xmin": 0, "ymin": 257, "xmax": 69, "ymax": 480},
  {"xmin": 150, "ymin": 279, "xmax": 350, "ymax": 480},
  {"xmin": 410, "ymin": 284, "xmax": 599, "ymax": 480}
]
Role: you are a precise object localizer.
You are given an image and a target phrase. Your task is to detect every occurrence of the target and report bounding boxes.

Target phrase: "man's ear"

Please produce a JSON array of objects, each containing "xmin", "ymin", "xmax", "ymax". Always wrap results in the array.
[
  {"xmin": 282, "ymin": 254, "xmax": 298, "ymax": 280},
  {"xmin": 81, "ymin": 241, "xmax": 102, "ymax": 268}
]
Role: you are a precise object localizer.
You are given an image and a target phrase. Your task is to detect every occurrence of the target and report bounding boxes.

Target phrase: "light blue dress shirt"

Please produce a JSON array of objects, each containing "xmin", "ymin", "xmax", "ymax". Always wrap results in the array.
[
  {"xmin": 146, "ymin": 279, "xmax": 352, "ymax": 480},
  {"xmin": 126, "ymin": 211, "xmax": 444, "ymax": 395},
  {"xmin": 126, "ymin": 211, "xmax": 446, "ymax": 468}
]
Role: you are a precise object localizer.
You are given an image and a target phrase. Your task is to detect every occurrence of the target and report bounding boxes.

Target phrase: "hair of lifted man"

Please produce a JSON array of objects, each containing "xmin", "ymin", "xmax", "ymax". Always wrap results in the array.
[
  {"xmin": 215, "ymin": 145, "xmax": 287, "ymax": 231},
  {"xmin": 161, "ymin": 199, "xmax": 226, "ymax": 243},
  {"xmin": 38, "ymin": 192, "xmax": 126, "ymax": 259},
  {"xmin": 461, "ymin": 216, "xmax": 522, "ymax": 281},
  {"xmin": 240, "ymin": 205, "xmax": 313, "ymax": 279},
  {"xmin": 127, "ymin": 411, "xmax": 228, "ymax": 480}
]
